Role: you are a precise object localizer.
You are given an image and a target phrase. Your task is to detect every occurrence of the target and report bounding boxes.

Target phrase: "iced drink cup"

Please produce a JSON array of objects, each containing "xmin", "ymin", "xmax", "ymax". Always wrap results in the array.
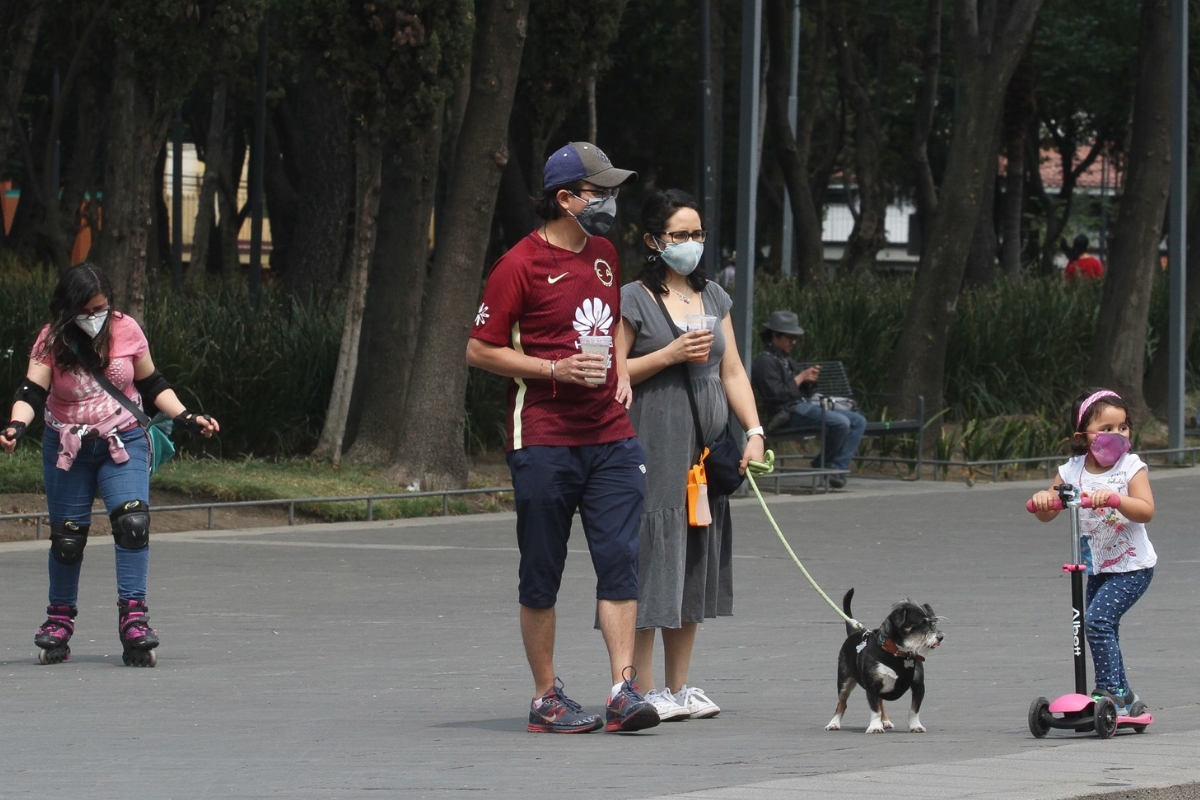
[
  {"xmin": 579, "ymin": 335, "xmax": 612, "ymax": 384},
  {"xmin": 685, "ymin": 314, "xmax": 718, "ymax": 362}
]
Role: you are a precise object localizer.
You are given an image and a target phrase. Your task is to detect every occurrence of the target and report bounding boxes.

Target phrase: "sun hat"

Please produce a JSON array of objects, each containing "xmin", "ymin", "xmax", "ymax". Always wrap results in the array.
[{"xmin": 761, "ymin": 310, "xmax": 805, "ymax": 337}]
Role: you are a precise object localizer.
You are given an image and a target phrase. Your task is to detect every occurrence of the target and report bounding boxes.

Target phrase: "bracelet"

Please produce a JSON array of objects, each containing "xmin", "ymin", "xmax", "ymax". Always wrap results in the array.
[
  {"xmin": 550, "ymin": 359, "xmax": 557, "ymax": 397},
  {"xmin": 745, "ymin": 425, "xmax": 764, "ymax": 438}
]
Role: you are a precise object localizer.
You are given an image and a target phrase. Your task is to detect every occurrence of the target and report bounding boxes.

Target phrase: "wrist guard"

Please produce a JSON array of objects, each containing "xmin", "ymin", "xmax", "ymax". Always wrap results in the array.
[
  {"xmin": 133, "ymin": 370, "xmax": 173, "ymax": 408},
  {"xmin": 2, "ymin": 420, "xmax": 27, "ymax": 446},
  {"xmin": 14, "ymin": 379, "xmax": 49, "ymax": 418},
  {"xmin": 173, "ymin": 410, "xmax": 211, "ymax": 434}
]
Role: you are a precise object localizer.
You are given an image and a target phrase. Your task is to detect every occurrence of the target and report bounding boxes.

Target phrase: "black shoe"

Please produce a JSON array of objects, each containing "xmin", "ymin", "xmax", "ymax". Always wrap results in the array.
[{"xmin": 828, "ymin": 475, "xmax": 846, "ymax": 489}]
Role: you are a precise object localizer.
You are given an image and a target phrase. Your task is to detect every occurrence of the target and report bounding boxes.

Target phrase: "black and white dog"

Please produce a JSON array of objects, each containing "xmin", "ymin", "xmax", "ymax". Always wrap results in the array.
[{"xmin": 825, "ymin": 588, "xmax": 944, "ymax": 733}]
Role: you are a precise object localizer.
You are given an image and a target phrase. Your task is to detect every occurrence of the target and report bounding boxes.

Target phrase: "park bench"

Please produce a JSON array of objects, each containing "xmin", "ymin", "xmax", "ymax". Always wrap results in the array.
[{"xmin": 757, "ymin": 360, "xmax": 926, "ymax": 490}]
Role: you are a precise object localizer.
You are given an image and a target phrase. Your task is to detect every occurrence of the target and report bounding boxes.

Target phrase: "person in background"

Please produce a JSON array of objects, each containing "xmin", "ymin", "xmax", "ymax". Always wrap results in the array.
[
  {"xmin": 751, "ymin": 311, "xmax": 866, "ymax": 489},
  {"xmin": 0, "ymin": 263, "xmax": 219, "ymax": 667},
  {"xmin": 619, "ymin": 188, "xmax": 765, "ymax": 722},
  {"xmin": 1065, "ymin": 234, "xmax": 1104, "ymax": 282}
]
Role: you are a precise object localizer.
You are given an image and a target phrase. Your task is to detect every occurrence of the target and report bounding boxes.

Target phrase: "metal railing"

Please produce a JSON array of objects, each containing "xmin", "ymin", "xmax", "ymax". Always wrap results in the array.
[{"xmin": 0, "ymin": 486, "xmax": 514, "ymax": 540}]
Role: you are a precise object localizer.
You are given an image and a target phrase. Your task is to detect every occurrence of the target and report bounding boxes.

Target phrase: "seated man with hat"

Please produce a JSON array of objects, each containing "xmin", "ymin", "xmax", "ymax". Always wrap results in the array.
[{"xmin": 750, "ymin": 310, "xmax": 866, "ymax": 488}]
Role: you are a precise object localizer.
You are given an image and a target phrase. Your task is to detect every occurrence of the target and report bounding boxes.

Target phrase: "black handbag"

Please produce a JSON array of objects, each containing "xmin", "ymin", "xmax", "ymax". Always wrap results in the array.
[{"xmin": 652, "ymin": 293, "xmax": 745, "ymax": 496}]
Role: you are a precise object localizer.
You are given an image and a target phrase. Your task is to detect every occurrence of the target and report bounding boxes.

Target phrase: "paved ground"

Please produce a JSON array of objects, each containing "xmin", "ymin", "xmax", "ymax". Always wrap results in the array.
[{"xmin": 1, "ymin": 469, "xmax": 1198, "ymax": 799}]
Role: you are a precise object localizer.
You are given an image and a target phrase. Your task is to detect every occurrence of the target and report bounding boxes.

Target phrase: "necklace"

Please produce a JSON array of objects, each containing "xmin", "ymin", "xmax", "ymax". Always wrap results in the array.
[{"xmin": 668, "ymin": 283, "xmax": 694, "ymax": 304}]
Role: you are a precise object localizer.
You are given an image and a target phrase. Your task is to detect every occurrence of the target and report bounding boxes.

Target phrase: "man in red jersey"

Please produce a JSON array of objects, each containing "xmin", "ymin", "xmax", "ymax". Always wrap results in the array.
[{"xmin": 467, "ymin": 143, "xmax": 659, "ymax": 734}]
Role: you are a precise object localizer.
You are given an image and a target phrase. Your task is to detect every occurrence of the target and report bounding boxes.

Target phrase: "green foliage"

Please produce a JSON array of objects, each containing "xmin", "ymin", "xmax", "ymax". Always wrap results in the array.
[
  {"xmin": 108, "ymin": 0, "xmax": 267, "ymax": 103},
  {"xmin": 138, "ymin": 277, "xmax": 341, "ymax": 457},
  {"xmin": 283, "ymin": 0, "xmax": 473, "ymax": 138}
]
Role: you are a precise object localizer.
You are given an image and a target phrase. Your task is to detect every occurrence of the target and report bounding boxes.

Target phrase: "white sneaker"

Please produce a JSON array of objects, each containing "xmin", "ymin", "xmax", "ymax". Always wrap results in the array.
[
  {"xmin": 645, "ymin": 688, "xmax": 690, "ymax": 722},
  {"xmin": 674, "ymin": 684, "xmax": 720, "ymax": 719}
]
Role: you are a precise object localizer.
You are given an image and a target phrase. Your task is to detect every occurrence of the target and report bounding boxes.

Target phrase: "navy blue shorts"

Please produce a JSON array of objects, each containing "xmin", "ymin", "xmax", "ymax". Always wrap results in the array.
[{"xmin": 506, "ymin": 437, "xmax": 647, "ymax": 609}]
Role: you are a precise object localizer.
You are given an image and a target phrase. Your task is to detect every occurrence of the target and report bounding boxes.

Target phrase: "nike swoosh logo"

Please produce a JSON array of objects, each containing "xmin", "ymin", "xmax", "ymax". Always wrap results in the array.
[{"xmin": 548, "ymin": 273, "xmax": 569, "ymax": 284}]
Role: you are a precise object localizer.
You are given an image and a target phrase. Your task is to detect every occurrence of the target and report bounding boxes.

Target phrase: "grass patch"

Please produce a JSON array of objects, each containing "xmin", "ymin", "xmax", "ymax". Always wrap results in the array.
[
  {"xmin": 0, "ymin": 442, "xmax": 44, "ymax": 492},
  {"xmin": 152, "ymin": 455, "xmax": 513, "ymax": 521},
  {"xmin": 1, "ymin": 449, "xmax": 514, "ymax": 522}
]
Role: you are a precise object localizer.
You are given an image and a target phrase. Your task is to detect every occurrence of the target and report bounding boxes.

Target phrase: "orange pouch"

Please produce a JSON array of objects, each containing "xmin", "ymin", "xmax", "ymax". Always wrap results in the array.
[{"xmin": 687, "ymin": 462, "xmax": 713, "ymax": 527}]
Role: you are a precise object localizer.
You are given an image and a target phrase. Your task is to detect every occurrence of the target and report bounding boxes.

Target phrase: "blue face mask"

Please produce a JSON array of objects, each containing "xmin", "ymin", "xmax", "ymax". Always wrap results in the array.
[{"xmin": 658, "ymin": 239, "xmax": 704, "ymax": 276}]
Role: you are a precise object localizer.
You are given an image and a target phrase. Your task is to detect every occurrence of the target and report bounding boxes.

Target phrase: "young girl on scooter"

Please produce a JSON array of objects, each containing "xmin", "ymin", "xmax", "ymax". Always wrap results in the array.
[{"xmin": 1029, "ymin": 389, "xmax": 1156, "ymax": 714}]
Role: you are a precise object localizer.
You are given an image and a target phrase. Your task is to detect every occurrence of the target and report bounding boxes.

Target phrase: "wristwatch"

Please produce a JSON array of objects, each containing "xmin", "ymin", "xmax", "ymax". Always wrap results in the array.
[{"xmin": 745, "ymin": 426, "xmax": 764, "ymax": 438}]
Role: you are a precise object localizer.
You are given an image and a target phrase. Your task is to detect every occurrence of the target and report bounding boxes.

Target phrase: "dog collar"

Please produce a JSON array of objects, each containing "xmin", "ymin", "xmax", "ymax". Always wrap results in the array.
[{"xmin": 880, "ymin": 636, "xmax": 925, "ymax": 662}]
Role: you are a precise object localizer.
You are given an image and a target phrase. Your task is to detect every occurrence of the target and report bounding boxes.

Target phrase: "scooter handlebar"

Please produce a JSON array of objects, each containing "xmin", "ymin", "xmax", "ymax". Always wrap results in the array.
[{"xmin": 1025, "ymin": 494, "xmax": 1121, "ymax": 513}]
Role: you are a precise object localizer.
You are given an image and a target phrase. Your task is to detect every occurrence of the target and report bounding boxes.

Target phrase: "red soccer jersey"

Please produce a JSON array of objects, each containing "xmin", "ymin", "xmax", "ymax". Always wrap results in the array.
[{"xmin": 471, "ymin": 232, "xmax": 635, "ymax": 450}]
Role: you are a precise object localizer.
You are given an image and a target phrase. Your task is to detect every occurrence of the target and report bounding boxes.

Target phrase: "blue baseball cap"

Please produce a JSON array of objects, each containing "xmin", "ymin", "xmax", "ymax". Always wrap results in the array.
[{"xmin": 543, "ymin": 142, "xmax": 637, "ymax": 190}]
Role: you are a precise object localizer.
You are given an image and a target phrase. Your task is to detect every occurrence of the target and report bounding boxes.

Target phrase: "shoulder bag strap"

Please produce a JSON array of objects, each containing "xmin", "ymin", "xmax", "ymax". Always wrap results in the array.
[
  {"xmin": 652, "ymin": 291, "xmax": 707, "ymax": 455},
  {"xmin": 88, "ymin": 366, "xmax": 152, "ymax": 429}
]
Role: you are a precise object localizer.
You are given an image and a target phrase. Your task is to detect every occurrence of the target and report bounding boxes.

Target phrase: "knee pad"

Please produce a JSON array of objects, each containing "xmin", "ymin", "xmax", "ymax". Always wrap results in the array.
[
  {"xmin": 110, "ymin": 500, "xmax": 150, "ymax": 550},
  {"xmin": 49, "ymin": 520, "xmax": 89, "ymax": 565}
]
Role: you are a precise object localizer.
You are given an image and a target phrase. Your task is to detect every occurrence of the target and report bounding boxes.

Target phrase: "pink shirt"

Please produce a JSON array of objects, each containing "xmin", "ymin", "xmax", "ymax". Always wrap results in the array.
[{"xmin": 33, "ymin": 312, "xmax": 148, "ymax": 427}]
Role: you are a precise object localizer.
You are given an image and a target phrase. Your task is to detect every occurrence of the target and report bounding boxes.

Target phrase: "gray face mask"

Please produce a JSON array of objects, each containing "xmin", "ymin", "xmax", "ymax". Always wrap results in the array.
[{"xmin": 570, "ymin": 194, "xmax": 617, "ymax": 237}]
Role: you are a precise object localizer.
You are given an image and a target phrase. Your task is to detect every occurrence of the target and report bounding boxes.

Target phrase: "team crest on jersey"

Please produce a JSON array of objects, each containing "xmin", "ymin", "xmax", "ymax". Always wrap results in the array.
[
  {"xmin": 594, "ymin": 258, "xmax": 613, "ymax": 286},
  {"xmin": 474, "ymin": 303, "xmax": 490, "ymax": 327},
  {"xmin": 573, "ymin": 298, "xmax": 613, "ymax": 336}
]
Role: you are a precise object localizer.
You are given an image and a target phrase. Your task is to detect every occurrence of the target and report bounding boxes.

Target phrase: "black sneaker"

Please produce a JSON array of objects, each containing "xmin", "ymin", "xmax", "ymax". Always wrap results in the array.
[
  {"xmin": 1091, "ymin": 688, "xmax": 1137, "ymax": 716},
  {"xmin": 528, "ymin": 678, "xmax": 602, "ymax": 733},
  {"xmin": 605, "ymin": 667, "xmax": 661, "ymax": 732}
]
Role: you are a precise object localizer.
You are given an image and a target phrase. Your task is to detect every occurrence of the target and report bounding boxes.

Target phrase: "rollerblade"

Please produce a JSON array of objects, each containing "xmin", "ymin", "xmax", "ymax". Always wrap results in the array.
[
  {"xmin": 35, "ymin": 605, "xmax": 77, "ymax": 664},
  {"xmin": 118, "ymin": 599, "xmax": 159, "ymax": 667}
]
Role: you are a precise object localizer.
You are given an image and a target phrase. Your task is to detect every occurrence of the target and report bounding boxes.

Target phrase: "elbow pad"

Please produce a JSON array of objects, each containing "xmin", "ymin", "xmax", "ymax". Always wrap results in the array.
[
  {"xmin": 14, "ymin": 379, "xmax": 49, "ymax": 418},
  {"xmin": 133, "ymin": 370, "xmax": 172, "ymax": 407}
]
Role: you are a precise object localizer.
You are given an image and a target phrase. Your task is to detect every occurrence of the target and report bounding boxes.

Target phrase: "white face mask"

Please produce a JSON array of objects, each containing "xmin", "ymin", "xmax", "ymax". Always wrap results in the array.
[{"xmin": 74, "ymin": 310, "xmax": 108, "ymax": 339}]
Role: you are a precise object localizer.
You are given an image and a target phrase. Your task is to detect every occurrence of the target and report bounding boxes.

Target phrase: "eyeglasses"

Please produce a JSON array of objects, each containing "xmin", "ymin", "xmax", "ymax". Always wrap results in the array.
[
  {"xmin": 574, "ymin": 187, "xmax": 619, "ymax": 201},
  {"xmin": 657, "ymin": 229, "xmax": 707, "ymax": 245},
  {"xmin": 78, "ymin": 304, "xmax": 109, "ymax": 317}
]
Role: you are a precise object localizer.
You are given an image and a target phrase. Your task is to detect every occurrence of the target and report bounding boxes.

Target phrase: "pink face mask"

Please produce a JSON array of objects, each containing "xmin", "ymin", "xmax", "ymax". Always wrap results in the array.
[{"xmin": 1089, "ymin": 432, "xmax": 1130, "ymax": 468}]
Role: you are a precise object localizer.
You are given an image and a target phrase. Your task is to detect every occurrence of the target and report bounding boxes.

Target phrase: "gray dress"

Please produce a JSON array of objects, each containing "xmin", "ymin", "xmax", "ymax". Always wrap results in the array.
[{"xmin": 623, "ymin": 280, "xmax": 734, "ymax": 629}]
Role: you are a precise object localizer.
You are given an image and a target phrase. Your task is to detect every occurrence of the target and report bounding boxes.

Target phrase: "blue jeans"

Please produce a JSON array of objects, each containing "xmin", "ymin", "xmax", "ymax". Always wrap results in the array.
[
  {"xmin": 1086, "ymin": 567, "xmax": 1154, "ymax": 695},
  {"xmin": 42, "ymin": 426, "xmax": 151, "ymax": 605},
  {"xmin": 786, "ymin": 402, "xmax": 868, "ymax": 471}
]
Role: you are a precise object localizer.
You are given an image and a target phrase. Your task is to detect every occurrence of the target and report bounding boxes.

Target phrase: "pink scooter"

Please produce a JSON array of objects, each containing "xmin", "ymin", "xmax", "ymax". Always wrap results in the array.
[{"xmin": 1025, "ymin": 484, "xmax": 1153, "ymax": 738}]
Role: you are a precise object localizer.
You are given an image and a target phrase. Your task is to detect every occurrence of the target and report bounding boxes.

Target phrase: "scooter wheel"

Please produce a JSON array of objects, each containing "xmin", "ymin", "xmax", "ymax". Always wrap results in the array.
[
  {"xmin": 1128, "ymin": 701, "xmax": 1148, "ymax": 733},
  {"xmin": 1093, "ymin": 696, "xmax": 1117, "ymax": 739},
  {"xmin": 1028, "ymin": 696, "xmax": 1050, "ymax": 738}
]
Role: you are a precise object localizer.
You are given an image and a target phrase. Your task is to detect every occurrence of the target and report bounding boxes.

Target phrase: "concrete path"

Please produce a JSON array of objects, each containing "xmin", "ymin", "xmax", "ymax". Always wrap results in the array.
[{"xmin": 1, "ymin": 470, "xmax": 1198, "ymax": 799}]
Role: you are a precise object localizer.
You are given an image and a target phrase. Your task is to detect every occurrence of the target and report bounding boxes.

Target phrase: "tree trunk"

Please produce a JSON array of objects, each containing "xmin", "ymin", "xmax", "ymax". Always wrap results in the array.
[
  {"xmin": 886, "ymin": 0, "xmax": 1043, "ymax": 419},
  {"xmin": 0, "ymin": 0, "xmax": 45, "ymax": 185},
  {"xmin": 963, "ymin": 118, "xmax": 1002, "ymax": 288},
  {"xmin": 1088, "ymin": 0, "xmax": 1172, "ymax": 415},
  {"xmin": 392, "ymin": 0, "xmax": 531, "ymax": 490},
  {"xmin": 833, "ymin": 2, "xmax": 887, "ymax": 276},
  {"xmin": 911, "ymin": 0, "xmax": 943, "ymax": 237},
  {"xmin": 495, "ymin": 139, "xmax": 538, "ymax": 249},
  {"xmin": 93, "ymin": 47, "xmax": 173, "ymax": 318},
  {"xmin": 262, "ymin": 113, "xmax": 299, "ymax": 275},
  {"xmin": 186, "ymin": 80, "xmax": 227, "ymax": 280},
  {"xmin": 1000, "ymin": 45, "xmax": 1034, "ymax": 280},
  {"xmin": 1144, "ymin": 165, "xmax": 1199, "ymax": 416},
  {"xmin": 766, "ymin": 0, "xmax": 827, "ymax": 287},
  {"xmin": 312, "ymin": 131, "xmax": 383, "ymax": 463},
  {"xmin": 345, "ymin": 108, "xmax": 444, "ymax": 465},
  {"xmin": 279, "ymin": 55, "xmax": 354, "ymax": 300},
  {"xmin": 216, "ymin": 132, "xmax": 246, "ymax": 277}
]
